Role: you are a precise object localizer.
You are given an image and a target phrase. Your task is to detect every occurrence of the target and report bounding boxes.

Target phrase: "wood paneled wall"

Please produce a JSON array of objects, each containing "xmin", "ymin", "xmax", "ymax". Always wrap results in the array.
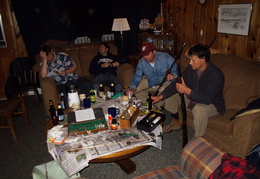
[
  {"xmin": 0, "ymin": 0, "xmax": 28, "ymax": 98},
  {"xmin": 163, "ymin": 0, "xmax": 259, "ymax": 61}
]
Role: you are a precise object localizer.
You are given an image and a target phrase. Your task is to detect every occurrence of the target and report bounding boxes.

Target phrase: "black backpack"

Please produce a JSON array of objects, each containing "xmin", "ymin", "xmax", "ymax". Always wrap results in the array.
[
  {"xmin": 230, "ymin": 96, "xmax": 260, "ymax": 121},
  {"xmin": 246, "ymin": 144, "xmax": 260, "ymax": 170}
]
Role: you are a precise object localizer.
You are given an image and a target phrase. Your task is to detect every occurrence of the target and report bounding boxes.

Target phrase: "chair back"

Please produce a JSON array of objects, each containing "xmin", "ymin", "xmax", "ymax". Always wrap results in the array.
[{"xmin": 5, "ymin": 57, "xmax": 39, "ymax": 99}]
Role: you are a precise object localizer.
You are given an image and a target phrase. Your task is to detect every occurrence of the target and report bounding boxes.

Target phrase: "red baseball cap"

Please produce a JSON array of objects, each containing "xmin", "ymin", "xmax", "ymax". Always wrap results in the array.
[{"xmin": 141, "ymin": 43, "xmax": 156, "ymax": 56}]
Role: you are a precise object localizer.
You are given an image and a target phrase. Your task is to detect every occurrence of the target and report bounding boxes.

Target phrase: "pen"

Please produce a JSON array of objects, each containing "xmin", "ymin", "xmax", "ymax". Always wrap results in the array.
[{"xmin": 118, "ymin": 133, "xmax": 139, "ymax": 136}]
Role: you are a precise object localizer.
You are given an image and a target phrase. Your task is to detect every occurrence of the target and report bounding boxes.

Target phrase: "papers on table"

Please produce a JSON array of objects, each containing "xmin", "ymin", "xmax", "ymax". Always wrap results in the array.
[{"xmin": 75, "ymin": 108, "xmax": 96, "ymax": 122}]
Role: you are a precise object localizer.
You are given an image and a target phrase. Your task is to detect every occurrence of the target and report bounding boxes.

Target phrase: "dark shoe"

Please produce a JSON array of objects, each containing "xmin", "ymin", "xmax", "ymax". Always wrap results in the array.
[{"xmin": 163, "ymin": 119, "xmax": 182, "ymax": 133}]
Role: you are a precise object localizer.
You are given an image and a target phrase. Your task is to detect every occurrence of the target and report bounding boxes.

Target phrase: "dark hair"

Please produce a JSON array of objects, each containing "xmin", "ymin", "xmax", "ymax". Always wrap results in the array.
[
  {"xmin": 40, "ymin": 45, "xmax": 52, "ymax": 56},
  {"xmin": 188, "ymin": 44, "xmax": 210, "ymax": 62},
  {"xmin": 99, "ymin": 42, "xmax": 110, "ymax": 52}
]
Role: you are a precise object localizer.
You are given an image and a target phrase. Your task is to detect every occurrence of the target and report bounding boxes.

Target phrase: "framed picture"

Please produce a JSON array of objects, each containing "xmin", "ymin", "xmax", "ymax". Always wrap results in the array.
[
  {"xmin": 0, "ymin": 13, "xmax": 7, "ymax": 48},
  {"xmin": 217, "ymin": 3, "xmax": 253, "ymax": 36}
]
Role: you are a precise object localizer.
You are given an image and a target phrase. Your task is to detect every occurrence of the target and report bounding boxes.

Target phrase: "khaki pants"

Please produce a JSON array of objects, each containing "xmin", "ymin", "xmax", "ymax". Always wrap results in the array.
[
  {"xmin": 170, "ymin": 93, "xmax": 218, "ymax": 137},
  {"xmin": 135, "ymin": 79, "xmax": 178, "ymax": 114}
]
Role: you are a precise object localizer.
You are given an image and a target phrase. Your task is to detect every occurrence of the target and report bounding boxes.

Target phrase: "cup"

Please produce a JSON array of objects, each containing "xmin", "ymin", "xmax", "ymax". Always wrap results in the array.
[
  {"xmin": 83, "ymin": 98, "xmax": 91, "ymax": 108},
  {"xmin": 79, "ymin": 94, "xmax": 86, "ymax": 101},
  {"xmin": 68, "ymin": 91, "xmax": 80, "ymax": 107},
  {"xmin": 108, "ymin": 107, "xmax": 120, "ymax": 117}
]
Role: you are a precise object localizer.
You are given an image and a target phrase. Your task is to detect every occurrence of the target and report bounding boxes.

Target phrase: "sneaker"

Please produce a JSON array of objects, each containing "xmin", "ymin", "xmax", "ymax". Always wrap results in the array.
[{"xmin": 163, "ymin": 119, "xmax": 182, "ymax": 133}]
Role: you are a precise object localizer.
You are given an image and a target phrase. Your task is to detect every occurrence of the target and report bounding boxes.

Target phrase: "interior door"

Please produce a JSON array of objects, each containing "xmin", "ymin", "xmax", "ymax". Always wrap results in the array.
[{"xmin": 0, "ymin": 0, "xmax": 28, "ymax": 98}]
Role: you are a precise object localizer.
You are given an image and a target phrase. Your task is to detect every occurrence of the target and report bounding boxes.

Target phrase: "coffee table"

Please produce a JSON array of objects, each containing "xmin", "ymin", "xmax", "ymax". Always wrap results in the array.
[{"xmin": 45, "ymin": 98, "xmax": 151, "ymax": 174}]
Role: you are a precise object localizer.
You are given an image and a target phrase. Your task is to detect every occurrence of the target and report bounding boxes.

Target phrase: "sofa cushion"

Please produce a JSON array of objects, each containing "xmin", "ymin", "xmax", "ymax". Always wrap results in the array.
[
  {"xmin": 210, "ymin": 54, "xmax": 260, "ymax": 110},
  {"xmin": 180, "ymin": 137, "xmax": 224, "ymax": 179},
  {"xmin": 133, "ymin": 166, "xmax": 191, "ymax": 179},
  {"xmin": 63, "ymin": 49, "xmax": 83, "ymax": 77},
  {"xmin": 78, "ymin": 48, "xmax": 98, "ymax": 77},
  {"xmin": 117, "ymin": 63, "xmax": 134, "ymax": 89}
]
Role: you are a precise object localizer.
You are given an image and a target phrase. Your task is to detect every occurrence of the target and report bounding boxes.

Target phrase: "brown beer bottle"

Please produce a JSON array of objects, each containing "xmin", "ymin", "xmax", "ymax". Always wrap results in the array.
[{"xmin": 49, "ymin": 100, "xmax": 59, "ymax": 126}]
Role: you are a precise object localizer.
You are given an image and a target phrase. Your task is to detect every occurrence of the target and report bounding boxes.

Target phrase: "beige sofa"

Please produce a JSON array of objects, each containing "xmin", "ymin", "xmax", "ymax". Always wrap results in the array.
[
  {"xmin": 34, "ymin": 41, "xmax": 134, "ymax": 116},
  {"xmin": 179, "ymin": 45, "xmax": 260, "ymax": 158}
]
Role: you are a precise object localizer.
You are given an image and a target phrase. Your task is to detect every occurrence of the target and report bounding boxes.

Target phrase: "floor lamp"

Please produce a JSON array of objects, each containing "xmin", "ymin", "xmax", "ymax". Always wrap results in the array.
[{"xmin": 112, "ymin": 18, "xmax": 130, "ymax": 54}]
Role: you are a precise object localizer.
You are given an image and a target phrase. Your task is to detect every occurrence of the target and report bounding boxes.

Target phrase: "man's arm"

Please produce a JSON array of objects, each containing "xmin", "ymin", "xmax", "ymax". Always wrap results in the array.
[{"xmin": 39, "ymin": 51, "xmax": 48, "ymax": 78}]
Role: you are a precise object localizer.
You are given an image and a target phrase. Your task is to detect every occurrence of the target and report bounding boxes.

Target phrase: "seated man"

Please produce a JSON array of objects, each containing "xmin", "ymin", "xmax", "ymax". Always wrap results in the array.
[
  {"xmin": 127, "ymin": 42, "xmax": 179, "ymax": 127},
  {"xmin": 39, "ymin": 45, "xmax": 92, "ymax": 97},
  {"xmin": 152, "ymin": 44, "xmax": 225, "ymax": 136},
  {"xmin": 89, "ymin": 42, "xmax": 122, "ymax": 95}
]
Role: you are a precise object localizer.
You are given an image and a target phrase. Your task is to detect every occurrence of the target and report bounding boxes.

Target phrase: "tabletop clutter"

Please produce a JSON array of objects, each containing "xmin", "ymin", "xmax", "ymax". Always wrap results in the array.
[{"xmin": 47, "ymin": 84, "xmax": 166, "ymax": 176}]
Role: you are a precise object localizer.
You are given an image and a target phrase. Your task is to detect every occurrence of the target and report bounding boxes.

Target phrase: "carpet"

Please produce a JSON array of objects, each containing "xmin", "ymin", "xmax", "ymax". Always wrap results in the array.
[{"xmin": 0, "ymin": 97, "xmax": 194, "ymax": 179}]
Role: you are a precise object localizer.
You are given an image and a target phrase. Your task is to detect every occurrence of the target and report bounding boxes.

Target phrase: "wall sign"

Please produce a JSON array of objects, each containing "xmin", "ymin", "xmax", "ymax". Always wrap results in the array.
[
  {"xmin": 0, "ymin": 13, "xmax": 7, "ymax": 48},
  {"xmin": 217, "ymin": 4, "xmax": 253, "ymax": 36}
]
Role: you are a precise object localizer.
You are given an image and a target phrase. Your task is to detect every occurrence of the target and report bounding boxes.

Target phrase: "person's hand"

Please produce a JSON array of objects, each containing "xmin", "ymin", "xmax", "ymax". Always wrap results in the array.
[
  {"xmin": 126, "ymin": 88, "xmax": 135, "ymax": 95},
  {"xmin": 113, "ymin": 62, "xmax": 120, "ymax": 67},
  {"xmin": 176, "ymin": 77, "xmax": 191, "ymax": 95},
  {"xmin": 40, "ymin": 51, "xmax": 48, "ymax": 62},
  {"xmin": 101, "ymin": 62, "xmax": 111, "ymax": 68},
  {"xmin": 59, "ymin": 70, "xmax": 66, "ymax": 76},
  {"xmin": 151, "ymin": 95, "xmax": 163, "ymax": 104},
  {"xmin": 167, "ymin": 74, "xmax": 175, "ymax": 81}
]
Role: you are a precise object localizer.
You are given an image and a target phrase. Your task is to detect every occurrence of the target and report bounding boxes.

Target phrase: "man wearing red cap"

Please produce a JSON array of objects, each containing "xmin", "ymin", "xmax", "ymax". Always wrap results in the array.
[{"xmin": 127, "ymin": 42, "xmax": 181, "ymax": 131}]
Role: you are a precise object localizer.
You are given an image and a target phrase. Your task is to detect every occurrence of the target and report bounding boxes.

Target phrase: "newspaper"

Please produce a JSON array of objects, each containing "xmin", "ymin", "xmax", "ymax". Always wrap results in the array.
[
  {"xmin": 46, "ymin": 68, "xmax": 60, "ymax": 78},
  {"xmin": 47, "ymin": 98, "xmax": 163, "ymax": 177},
  {"xmin": 47, "ymin": 125, "xmax": 162, "ymax": 177}
]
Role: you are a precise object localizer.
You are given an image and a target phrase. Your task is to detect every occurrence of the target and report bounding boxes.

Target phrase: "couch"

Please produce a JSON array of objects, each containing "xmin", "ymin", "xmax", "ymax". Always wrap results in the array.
[
  {"xmin": 34, "ymin": 40, "xmax": 135, "ymax": 116},
  {"xmin": 134, "ymin": 137, "xmax": 224, "ymax": 179},
  {"xmin": 134, "ymin": 137, "xmax": 260, "ymax": 179},
  {"xmin": 178, "ymin": 45, "xmax": 260, "ymax": 159}
]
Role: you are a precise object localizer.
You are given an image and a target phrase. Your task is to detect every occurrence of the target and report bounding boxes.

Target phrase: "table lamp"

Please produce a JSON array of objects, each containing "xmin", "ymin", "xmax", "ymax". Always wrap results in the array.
[{"xmin": 111, "ymin": 18, "xmax": 130, "ymax": 53}]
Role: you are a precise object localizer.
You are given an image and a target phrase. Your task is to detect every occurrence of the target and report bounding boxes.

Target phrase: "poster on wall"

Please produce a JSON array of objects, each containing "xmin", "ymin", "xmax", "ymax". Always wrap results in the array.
[
  {"xmin": 0, "ymin": 13, "xmax": 7, "ymax": 48},
  {"xmin": 217, "ymin": 3, "xmax": 253, "ymax": 36}
]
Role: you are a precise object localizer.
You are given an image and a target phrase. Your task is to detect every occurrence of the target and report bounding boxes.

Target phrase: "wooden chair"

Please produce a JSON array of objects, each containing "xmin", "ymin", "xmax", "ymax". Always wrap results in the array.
[
  {"xmin": 6, "ymin": 57, "xmax": 41, "ymax": 104},
  {"xmin": 0, "ymin": 98, "xmax": 30, "ymax": 142}
]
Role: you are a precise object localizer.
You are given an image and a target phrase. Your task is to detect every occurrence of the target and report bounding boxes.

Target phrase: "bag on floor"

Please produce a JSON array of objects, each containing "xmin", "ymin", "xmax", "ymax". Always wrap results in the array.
[{"xmin": 246, "ymin": 144, "xmax": 260, "ymax": 170}]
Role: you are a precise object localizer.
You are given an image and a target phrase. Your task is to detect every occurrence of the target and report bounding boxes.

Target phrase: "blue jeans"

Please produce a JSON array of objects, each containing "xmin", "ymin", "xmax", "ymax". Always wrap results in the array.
[{"xmin": 93, "ymin": 74, "xmax": 122, "ymax": 94}]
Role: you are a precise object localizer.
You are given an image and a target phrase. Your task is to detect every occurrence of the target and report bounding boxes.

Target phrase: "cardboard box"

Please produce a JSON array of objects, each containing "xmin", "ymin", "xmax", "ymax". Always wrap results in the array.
[
  {"xmin": 119, "ymin": 106, "xmax": 139, "ymax": 129},
  {"xmin": 137, "ymin": 111, "xmax": 165, "ymax": 132}
]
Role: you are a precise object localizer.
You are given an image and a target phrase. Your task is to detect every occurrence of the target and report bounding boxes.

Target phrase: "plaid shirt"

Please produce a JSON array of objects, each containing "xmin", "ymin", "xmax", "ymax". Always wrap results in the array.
[{"xmin": 209, "ymin": 153, "xmax": 260, "ymax": 179}]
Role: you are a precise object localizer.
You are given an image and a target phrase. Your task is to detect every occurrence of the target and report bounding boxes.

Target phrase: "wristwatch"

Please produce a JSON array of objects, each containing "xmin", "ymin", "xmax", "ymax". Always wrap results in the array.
[{"xmin": 109, "ymin": 64, "xmax": 113, "ymax": 68}]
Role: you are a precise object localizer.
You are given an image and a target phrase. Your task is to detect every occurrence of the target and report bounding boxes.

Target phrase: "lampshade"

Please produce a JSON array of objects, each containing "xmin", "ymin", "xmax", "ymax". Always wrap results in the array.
[{"xmin": 111, "ymin": 18, "xmax": 130, "ymax": 34}]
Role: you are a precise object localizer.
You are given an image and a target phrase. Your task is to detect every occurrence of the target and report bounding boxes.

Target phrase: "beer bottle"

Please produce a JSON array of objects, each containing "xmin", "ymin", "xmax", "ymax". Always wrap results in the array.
[
  {"xmin": 146, "ymin": 93, "xmax": 152, "ymax": 110},
  {"xmin": 52, "ymin": 114, "xmax": 59, "ymax": 126},
  {"xmin": 110, "ymin": 83, "xmax": 115, "ymax": 97},
  {"xmin": 89, "ymin": 89, "xmax": 96, "ymax": 103},
  {"xmin": 60, "ymin": 92, "xmax": 66, "ymax": 110},
  {"xmin": 99, "ymin": 83, "xmax": 104, "ymax": 97},
  {"xmin": 57, "ymin": 104, "xmax": 64, "ymax": 122},
  {"xmin": 49, "ymin": 100, "xmax": 59, "ymax": 126},
  {"xmin": 49, "ymin": 100, "xmax": 56, "ymax": 115}
]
